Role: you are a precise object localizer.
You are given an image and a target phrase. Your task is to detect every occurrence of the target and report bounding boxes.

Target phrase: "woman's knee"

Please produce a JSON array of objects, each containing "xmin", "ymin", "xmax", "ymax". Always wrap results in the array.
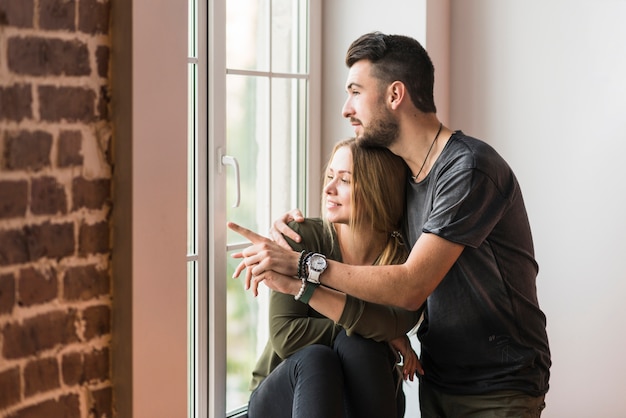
[
  {"xmin": 334, "ymin": 330, "xmax": 392, "ymax": 364},
  {"xmin": 293, "ymin": 344, "xmax": 342, "ymax": 371}
]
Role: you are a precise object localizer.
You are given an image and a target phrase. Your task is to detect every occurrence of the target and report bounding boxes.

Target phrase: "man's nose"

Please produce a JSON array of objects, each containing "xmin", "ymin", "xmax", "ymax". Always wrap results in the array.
[{"xmin": 341, "ymin": 98, "xmax": 353, "ymax": 118}]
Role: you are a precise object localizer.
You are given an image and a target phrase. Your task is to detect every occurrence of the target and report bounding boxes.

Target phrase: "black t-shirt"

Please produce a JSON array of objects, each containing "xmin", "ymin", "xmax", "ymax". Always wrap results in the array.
[{"xmin": 405, "ymin": 131, "xmax": 551, "ymax": 396}]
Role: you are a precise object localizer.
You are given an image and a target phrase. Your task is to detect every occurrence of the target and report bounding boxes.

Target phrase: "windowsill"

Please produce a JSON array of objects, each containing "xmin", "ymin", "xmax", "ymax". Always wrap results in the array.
[{"xmin": 226, "ymin": 405, "xmax": 248, "ymax": 418}]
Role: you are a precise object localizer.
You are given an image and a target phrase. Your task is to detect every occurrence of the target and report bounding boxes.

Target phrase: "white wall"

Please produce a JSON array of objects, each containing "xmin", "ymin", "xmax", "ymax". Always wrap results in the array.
[
  {"xmin": 321, "ymin": 0, "xmax": 428, "ymax": 164},
  {"xmin": 323, "ymin": 0, "xmax": 626, "ymax": 416},
  {"xmin": 450, "ymin": 1, "xmax": 626, "ymax": 416}
]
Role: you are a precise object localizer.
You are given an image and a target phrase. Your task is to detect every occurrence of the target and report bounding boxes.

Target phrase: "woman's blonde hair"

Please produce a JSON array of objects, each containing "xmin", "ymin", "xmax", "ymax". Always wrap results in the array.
[{"xmin": 322, "ymin": 138, "xmax": 408, "ymax": 265}]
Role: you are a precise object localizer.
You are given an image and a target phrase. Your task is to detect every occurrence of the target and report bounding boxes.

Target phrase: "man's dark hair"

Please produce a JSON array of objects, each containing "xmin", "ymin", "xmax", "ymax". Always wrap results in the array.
[{"xmin": 346, "ymin": 32, "xmax": 436, "ymax": 113}]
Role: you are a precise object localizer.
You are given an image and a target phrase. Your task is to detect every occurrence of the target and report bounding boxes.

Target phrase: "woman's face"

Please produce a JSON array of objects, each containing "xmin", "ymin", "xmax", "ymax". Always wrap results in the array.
[{"xmin": 323, "ymin": 146, "xmax": 353, "ymax": 225}]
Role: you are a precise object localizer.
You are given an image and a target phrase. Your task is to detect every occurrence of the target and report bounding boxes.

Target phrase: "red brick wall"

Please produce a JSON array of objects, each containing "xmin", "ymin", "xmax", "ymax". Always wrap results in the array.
[{"xmin": 0, "ymin": 0, "xmax": 112, "ymax": 416}]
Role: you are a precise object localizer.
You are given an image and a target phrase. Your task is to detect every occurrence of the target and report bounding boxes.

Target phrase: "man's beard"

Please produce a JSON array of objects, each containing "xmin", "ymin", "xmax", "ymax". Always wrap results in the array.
[{"xmin": 356, "ymin": 107, "xmax": 399, "ymax": 149}]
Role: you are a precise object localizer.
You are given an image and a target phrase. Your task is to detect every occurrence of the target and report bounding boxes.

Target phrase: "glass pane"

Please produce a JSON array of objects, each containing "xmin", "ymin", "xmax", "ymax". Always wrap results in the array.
[
  {"xmin": 295, "ymin": 77, "xmax": 309, "ymax": 204},
  {"xmin": 225, "ymin": 76, "xmax": 267, "ymax": 409},
  {"xmin": 271, "ymin": 0, "xmax": 308, "ymax": 74},
  {"xmin": 226, "ymin": 250, "xmax": 269, "ymax": 411},
  {"xmin": 225, "ymin": 74, "xmax": 270, "ymax": 243},
  {"xmin": 226, "ymin": 0, "xmax": 269, "ymax": 71},
  {"xmin": 270, "ymin": 78, "xmax": 306, "ymax": 218}
]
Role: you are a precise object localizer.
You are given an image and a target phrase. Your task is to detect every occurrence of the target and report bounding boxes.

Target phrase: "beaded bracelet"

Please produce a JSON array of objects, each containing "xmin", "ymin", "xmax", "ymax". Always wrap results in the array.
[
  {"xmin": 294, "ymin": 278, "xmax": 307, "ymax": 301},
  {"xmin": 296, "ymin": 250, "xmax": 307, "ymax": 278},
  {"xmin": 298, "ymin": 251, "xmax": 314, "ymax": 280},
  {"xmin": 300, "ymin": 252, "xmax": 314, "ymax": 279}
]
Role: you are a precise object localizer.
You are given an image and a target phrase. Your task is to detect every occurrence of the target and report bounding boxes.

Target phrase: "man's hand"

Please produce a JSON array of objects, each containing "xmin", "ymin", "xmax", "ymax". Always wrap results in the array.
[
  {"xmin": 269, "ymin": 208, "xmax": 305, "ymax": 248},
  {"xmin": 228, "ymin": 222, "xmax": 301, "ymax": 296}
]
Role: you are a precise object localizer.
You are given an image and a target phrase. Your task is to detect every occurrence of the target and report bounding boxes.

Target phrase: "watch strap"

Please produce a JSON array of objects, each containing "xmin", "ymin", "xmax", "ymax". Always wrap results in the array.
[{"xmin": 298, "ymin": 282, "xmax": 319, "ymax": 304}]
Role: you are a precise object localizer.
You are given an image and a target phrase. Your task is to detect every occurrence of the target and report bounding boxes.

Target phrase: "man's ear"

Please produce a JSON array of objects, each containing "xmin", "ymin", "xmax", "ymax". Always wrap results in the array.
[{"xmin": 388, "ymin": 81, "xmax": 406, "ymax": 109}]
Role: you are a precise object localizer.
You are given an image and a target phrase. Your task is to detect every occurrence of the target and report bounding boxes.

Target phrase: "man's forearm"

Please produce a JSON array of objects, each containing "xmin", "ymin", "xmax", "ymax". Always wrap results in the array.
[{"xmin": 321, "ymin": 261, "xmax": 424, "ymax": 310}]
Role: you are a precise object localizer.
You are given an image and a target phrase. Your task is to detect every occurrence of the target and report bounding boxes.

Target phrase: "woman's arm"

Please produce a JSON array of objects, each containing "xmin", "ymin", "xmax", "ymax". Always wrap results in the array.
[
  {"xmin": 336, "ymin": 294, "xmax": 423, "ymax": 341},
  {"xmin": 267, "ymin": 279, "xmax": 341, "ymax": 359},
  {"xmin": 271, "ymin": 277, "xmax": 421, "ymax": 344}
]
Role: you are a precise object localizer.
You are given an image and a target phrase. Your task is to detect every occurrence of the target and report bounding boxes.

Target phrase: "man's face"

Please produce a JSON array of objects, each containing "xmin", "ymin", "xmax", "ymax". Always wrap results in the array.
[{"xmin": 342, "ymin": 60, "xmax": 399, "ymax": 148}]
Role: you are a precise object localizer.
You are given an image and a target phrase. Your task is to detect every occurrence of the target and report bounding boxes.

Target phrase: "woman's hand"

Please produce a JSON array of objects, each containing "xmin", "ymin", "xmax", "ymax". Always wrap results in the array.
[
  {"xmin": 232, "ymin": 209, "xmax": 305, "ymax": 286},
  {"xmin": 228, "ymin": 222, "xmax": 301, "ymax": 296},
  {"xmin": 390, "ymin": 335, "xmax": 423, "ymax": 381}
]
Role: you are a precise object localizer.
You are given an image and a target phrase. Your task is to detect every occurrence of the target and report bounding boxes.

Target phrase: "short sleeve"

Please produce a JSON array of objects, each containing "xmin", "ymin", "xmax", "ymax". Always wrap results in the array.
[{"xmin": 425, "ymin": 167, "xmax": 510, "ymax": 248}]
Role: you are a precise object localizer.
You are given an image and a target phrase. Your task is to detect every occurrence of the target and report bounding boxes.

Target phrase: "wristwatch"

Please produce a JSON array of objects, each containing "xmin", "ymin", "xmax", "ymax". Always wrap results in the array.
[{"xmin": 305, "ymin": 253, "xmax": 327, "ymax": 284}]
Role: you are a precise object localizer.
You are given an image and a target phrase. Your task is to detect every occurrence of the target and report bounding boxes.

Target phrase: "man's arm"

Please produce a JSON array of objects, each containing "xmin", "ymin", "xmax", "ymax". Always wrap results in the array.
[
  {"xmin": 321, "ymin": 233, "xmax": 464, "ymax": 310},
  {"xmin": 229, "ymin": 222, "xmax": 464, "ymax": 310}
]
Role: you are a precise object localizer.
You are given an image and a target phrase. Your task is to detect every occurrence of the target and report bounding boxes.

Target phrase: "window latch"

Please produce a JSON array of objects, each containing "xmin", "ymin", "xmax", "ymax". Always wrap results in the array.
[{"xmin": 218, "ymin": 148, "xmax": 240, "ymax": 208}]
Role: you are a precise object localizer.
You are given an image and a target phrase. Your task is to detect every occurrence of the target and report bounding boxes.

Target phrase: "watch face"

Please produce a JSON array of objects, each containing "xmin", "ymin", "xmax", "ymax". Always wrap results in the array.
[{"xmin": 310, "ymin": 255, "xmax": 327, "ymax": 271}]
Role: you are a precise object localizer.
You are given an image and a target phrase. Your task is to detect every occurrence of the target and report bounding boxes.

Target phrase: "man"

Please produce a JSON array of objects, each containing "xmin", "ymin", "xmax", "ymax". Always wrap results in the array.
[{"xmin": 230, "ymin": 32, "xmax": 550, "ymax": 417}]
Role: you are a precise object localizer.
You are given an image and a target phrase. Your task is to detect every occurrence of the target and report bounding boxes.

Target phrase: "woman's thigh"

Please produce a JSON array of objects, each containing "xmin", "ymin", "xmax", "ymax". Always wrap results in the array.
[{"xmin": 334, "ymin": 330, "xmax": 401, "ymax": 418}]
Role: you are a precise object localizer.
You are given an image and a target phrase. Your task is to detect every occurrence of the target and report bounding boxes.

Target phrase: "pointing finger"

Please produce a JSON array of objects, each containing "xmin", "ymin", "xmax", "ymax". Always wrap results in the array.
[{"xmin": 227, "ymin": 222, "xmax": 268, "ymax": 244}]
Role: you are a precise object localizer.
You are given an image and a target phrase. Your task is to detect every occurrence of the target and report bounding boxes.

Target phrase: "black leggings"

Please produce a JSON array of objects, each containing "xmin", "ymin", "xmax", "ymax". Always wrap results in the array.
[
  {"xmin": 335, "ymin": 330, "xmax": 404, "ymax": 418},
  {"xmin": 248, "ymin": 330, "xmax": 403, "ymax": 418}
]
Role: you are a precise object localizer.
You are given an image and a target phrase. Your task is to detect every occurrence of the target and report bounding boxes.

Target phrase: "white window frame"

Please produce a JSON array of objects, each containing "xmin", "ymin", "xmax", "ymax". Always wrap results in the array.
[{"xmin": 202, "ymin": 1, "xmax": 322, "ymax": 417}]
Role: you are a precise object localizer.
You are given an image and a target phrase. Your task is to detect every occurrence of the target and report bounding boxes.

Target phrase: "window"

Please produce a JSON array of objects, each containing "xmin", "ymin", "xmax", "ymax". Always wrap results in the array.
[
  {"xmin": 188, "ymin": 0, "xmax": 321, "ymax": 416},
  {"xmin": 187, "ymin": 0, "xmax": 203, "ymax": 417}
]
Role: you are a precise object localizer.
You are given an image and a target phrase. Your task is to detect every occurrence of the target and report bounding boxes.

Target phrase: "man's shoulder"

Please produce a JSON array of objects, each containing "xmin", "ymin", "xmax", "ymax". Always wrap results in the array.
[{"xmin": 444, "ymin": 131, "xmax": 508, "ymax": 172}]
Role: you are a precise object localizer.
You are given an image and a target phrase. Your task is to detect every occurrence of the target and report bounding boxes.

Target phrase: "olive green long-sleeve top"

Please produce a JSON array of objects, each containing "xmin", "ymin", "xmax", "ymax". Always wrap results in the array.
[{"xmin": 249, "ymin": 219, "xmax": 422, "ymax": 391}]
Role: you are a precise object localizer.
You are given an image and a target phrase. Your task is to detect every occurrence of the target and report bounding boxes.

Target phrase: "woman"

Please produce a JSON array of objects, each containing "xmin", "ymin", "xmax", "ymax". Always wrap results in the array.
[{"xmin": 231, "ymin": 138, "xmax": 422, "ymax": 418}]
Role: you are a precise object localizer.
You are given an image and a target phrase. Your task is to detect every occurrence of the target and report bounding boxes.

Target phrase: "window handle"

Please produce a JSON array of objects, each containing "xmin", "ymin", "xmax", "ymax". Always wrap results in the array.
[{"xmin": 219, "ymin": 149, "xmax": 240, "ymax": 208}]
